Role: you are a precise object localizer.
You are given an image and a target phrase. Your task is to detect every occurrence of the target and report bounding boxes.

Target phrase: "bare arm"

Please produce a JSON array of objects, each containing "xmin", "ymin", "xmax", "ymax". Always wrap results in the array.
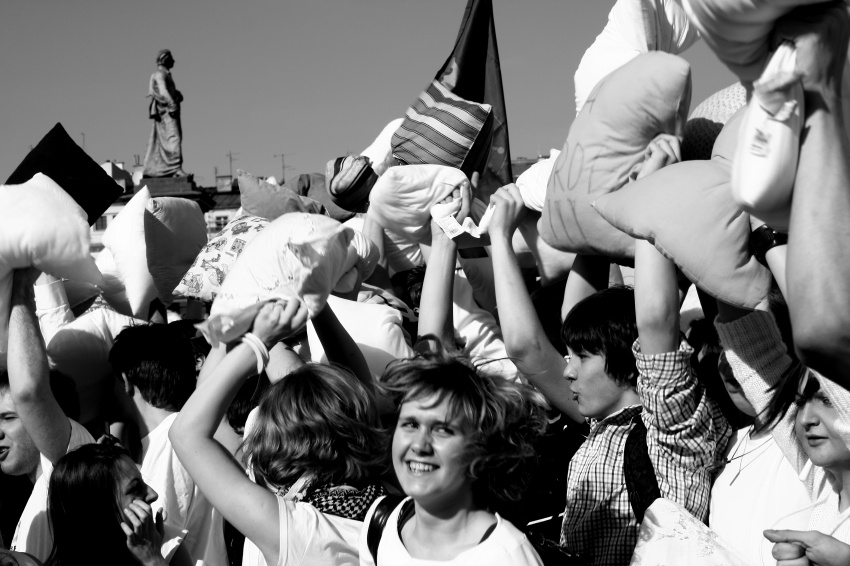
[
  {"xmin": 310, "ymin": 303, "xmax": 374, "ymax": 395},
  {"xmin": 634, "ymin": 241, "xmax": 679, "ymax": 354},
  {"xmin": 8, "ymin": 269, "xmax": 71, "ymax": 466},
  {"xmin": 487, "ymin": 184, "xmax": 582, "ymax": 422},
  {"xmin": 779, "ymin": 3, "xmax": 850, "ymax": 382},
  {"xmin": 169, "ymin": 300, "xmax": 309, "ymax": 564},
  {"xmin": 416, "ymin": 180, "xmax": 471, "ymax": 352}
]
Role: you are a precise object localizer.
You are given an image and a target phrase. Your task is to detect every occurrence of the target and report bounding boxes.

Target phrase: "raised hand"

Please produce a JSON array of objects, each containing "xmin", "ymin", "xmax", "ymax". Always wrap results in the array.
[
  {"xmin": 637, "ymin": 133, "xmax": 681, "ymax": 180},
  {"xmin": 251, "ymin": 299, "xmax": 310, "ymax": 349},
  {"xmin": 120, "ymin": 500, "xmax": 167, "ymax": 566},
  {"xmin": 486, "ymin": 183, "xmax": 526, "ymax": 240},
  {"xmin": 774, "ymin": 2, "xmax": 850, "ymax": 97}
]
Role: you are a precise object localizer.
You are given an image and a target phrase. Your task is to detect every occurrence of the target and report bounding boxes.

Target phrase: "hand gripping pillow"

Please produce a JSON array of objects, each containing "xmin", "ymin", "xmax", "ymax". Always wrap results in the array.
[
  {"xmin": 391, "ymin": 80, "xmax": 493, "ymax": 178},
  {"xmin": 592, "ymin": 108, "xmax": 773, "ymax": 308},
  {"xmin": 682, "ymin": 83, "xmax": 748, "ymax": 161},
  {"xmin": 237, "ymin": 169, "xmax": 325, "ymax": 220},
  {"xmin": 368, "ymin": 164, "xmax": 470, "ymax": 243},
  {"xmin": 575, "ymin": 0, "xmax": 700, "ymax": 113},
  {"xmin": 683, "ymin": 0, "xmax": 822, "ymax": 84},
  {"xmin": 0, "ymin": 173, "xmax": 103, "ymax": 361},
  {"xmin": 174, "ymin": 213, "xmax": 269, "ymax": 303},
  {"xmin": 209, "ymin": 213, "xmax": 376, "ymax": 318},
  {"xmin": 95, "ymin": 187, "xmax": 207, "ymax": 318},
  {"xmin": 731, "ymin": 43, "xmax": 803, "ymax": 231},
  {"xmin": 540, "ymin": 52, "xmax": 692, "ymax": 259}
]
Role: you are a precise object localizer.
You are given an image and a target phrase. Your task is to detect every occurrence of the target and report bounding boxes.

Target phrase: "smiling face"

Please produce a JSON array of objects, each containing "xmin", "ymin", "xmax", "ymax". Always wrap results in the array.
[
  {"xmin": 114, "ymin": 455, "xmax": 158, "ymax": 512},
  {"xmin": 0, "ymin": 389, "xmax": 41, "ymax": 478},
  {"xmin": 564, "ymin": 348, "xmax": 638, "ymax": 420},
  {"xmin": 392, "ymin": 393, "xmax": 473, "ymax": 511},
  {"xmin": 795, "ymin": 378, "xmax": 850, "ymax": 473}
]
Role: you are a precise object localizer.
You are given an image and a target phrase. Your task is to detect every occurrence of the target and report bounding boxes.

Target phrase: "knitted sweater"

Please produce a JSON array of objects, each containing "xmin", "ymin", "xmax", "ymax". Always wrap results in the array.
[{"xmin": 715, "ymin": 310, "xmax": 850, "ymax": 541}]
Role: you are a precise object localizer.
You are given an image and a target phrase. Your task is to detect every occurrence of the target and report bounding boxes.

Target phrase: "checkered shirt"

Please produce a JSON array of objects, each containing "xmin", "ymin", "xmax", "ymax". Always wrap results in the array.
[{"xmin": 560, "ymin": 340, "xmax": 732, "ymax": 566}]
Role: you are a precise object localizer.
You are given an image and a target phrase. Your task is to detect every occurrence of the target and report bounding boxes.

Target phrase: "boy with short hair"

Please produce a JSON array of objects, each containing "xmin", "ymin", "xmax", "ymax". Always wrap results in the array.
[{"xmin": 487, "ymin": 140, "xmax": 730, "ymax": 565}]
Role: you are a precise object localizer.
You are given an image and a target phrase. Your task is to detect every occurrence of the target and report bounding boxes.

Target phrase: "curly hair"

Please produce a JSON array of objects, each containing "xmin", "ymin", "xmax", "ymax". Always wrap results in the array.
[
  {"xmin": 243, "ymin": 363, "xmax": 385, "ymax": 491},
  {"xmin": 380, "ymin": 348, "xmax": 549, "ymax": 509}
]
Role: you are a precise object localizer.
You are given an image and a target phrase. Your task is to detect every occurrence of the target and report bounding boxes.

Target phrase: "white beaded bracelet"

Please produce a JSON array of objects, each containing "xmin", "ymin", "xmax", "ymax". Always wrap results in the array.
[{"xmin": 241, "ymin": 332, "xmax": 270, "ymax": 375}]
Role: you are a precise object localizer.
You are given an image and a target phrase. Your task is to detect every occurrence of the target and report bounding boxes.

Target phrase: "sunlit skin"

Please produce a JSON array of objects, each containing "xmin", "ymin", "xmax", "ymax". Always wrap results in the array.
[
  {"xmin": 794, "ymin": 380, "xmax": 850, "ymax": 475},
  {"xmin": 564, "ymin": 348, "xmax": 641, "ymax": 420},
  {"xmin": 115, "ymin": 455, "xmax": 158, "ymax": 513},
  {"xmin": 0, "ymin": 389, "xmax": 40, "ymax": 482},
  {"xmin": 392, "ymin": 394, "xmax": 474, "ymax": 513}
]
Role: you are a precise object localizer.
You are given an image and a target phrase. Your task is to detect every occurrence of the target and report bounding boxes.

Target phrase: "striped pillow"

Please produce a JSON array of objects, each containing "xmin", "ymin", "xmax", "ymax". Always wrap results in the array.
[{"xmin": 392, "ymin": 80, "xmax": 493, "ymax": 175}]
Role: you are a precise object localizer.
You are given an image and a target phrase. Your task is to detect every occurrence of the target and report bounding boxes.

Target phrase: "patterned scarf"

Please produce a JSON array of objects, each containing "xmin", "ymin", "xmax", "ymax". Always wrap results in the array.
[{"xmin": 280, "ymin": 479, "xmax": 386, "ymax": 522}]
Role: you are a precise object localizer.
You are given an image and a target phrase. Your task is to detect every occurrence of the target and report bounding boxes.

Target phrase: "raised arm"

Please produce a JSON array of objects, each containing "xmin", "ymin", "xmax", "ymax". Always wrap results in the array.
[
  {"xmin": 416, "ymin": 179, "xmax": 470, "ymax": 352},
  {"xmin": 7, "ymin": 269, "xmax": 70, "ymax": 466},
  {"xmin": 487, "ymin": 184, "xmax": 581, "ymax": 422},
  {"xmin": 779, "ymin": 3, "xmax": 850, "ymax": 382},
  {"xmin": 310, "ymin": 303, "xmax": 373, "ymax": 395},
  {"xmin": 169, "ymin": 300, "xmax": 309, "ymax": 564}
]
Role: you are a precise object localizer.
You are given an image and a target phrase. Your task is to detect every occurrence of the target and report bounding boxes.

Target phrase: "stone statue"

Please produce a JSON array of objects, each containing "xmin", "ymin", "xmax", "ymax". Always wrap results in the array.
[{"xmin": 143, "ymin": 49, "xmax": 186, "ymax": 177}]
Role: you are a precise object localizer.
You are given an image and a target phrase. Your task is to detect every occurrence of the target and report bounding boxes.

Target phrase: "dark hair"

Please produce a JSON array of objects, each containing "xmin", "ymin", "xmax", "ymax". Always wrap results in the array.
[
  {"xmin": 687, "ymin": 319, "xmax": 752, "ymax": 430},
  {"xmin": 226, "ymin": 373, "xmax": 269, "ymax": 435},
  {"xmin": 244, "ymin": 364, "xmax": 384, "ymax": 491},
  {"xmin": 756, "ymin": 287, "xmax": 806, "ymax": 434},
  {"xmin": 109, "ymin": 324, "xmax": 196, "ymax": 411},
  {"xmin": 47, "ymin": 443, "xmax": 135, "ymax": 566},
  {"xmin": 0, "ymin": 370, "xmax": 80, "ymax": 422},
  {"xmin": 380, "ymin": 349, "xmax": 548, "ymax": 510},
  {"xmin": 391, "ymin": 266, "xmax": 427, "ymax": 310},
  {"xmin": 561, "ymin": 286, "xmax": 638, "ymax": 387}
]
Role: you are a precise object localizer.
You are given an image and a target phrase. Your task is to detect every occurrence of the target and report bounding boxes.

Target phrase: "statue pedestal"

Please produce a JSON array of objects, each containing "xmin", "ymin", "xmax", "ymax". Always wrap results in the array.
[{"xmin": 138, "ymin": 175, "xmax": 196, "ymax": 196}]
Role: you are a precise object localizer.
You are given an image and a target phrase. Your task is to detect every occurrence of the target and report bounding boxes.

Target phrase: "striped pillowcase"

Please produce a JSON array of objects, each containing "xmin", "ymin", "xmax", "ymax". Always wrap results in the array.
[{"xmin": 392, "ymin": 80, "xmax": 493, "ymax": 173}]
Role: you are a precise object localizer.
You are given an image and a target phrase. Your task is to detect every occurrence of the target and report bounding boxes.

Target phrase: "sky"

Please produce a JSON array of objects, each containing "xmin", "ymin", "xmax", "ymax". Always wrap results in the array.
[{"xmin": 1, "ymin": 0, "xmax": 736, "ymax": 188}]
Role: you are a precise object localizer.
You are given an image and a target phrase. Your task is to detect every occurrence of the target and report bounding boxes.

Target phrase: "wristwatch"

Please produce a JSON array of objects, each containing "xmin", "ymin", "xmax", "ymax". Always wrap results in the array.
[{"xmin": 750, "ymin": 224, "xmax": 788, "ymax": 266}]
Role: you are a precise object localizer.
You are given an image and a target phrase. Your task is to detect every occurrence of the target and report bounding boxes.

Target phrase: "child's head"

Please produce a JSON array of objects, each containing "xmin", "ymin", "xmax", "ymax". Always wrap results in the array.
[
  {"xmin": 380, "ymin": 350, "xmax": 548, "ymax": 512},
  {"xmin": 244, "ymin": 363, "xmax": 384, "ymax": 491},
  {"xmin": 561, "ymin": 287, "xmax": 639, "ymax": 420}
]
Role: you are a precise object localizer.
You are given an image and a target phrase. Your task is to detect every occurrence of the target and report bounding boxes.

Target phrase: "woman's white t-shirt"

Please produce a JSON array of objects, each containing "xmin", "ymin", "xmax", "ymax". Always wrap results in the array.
[
  {"xmin": 242, "ymin": 495, "xmax": 362, "ymax": 566},
  {"xmin": 358, "ymin": 496, "xmax": 543, "ymax": 566}
]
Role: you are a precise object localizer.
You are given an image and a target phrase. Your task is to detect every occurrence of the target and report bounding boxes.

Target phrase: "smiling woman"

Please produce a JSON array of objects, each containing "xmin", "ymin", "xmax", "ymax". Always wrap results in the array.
[{"xmin": 359, "ymin": 349, "xmax": 548, "ymax": 566}]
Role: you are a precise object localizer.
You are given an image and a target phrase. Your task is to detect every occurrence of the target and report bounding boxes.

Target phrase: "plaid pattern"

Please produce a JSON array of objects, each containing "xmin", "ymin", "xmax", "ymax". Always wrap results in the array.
[
  {"xmin": 561, "ymin": 340, "xmax": 731, "ymax": 566},
  {"xmin": 392, "ymin": 80, "xmax": 492, "ymax": 171}
]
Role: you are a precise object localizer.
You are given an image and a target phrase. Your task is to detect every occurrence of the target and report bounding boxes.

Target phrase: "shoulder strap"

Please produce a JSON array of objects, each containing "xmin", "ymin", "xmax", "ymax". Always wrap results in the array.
[
  {"xmin": 623, "ymin": 417, "xmax": 661, "ymax": 523},
  {"xmin": 367, "ymin": 494, "xmax": 405, "ymax": 563}
]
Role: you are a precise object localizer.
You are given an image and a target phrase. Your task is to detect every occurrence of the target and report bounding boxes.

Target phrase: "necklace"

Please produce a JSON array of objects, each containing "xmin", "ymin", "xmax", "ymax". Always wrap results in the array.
[{"xmin": 726, "ymin": 427, "xmax": 773, "ymax": 485}]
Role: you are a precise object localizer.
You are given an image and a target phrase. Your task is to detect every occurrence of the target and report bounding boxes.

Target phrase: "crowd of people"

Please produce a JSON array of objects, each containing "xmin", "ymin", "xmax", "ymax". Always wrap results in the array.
[{"xmin": 3, "ymin": 1, "xmax": 850, "ymax": 566}]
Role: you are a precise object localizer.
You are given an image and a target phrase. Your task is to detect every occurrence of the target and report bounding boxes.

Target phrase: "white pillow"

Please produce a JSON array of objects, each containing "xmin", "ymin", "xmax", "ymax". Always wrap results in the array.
[
  {"xmin": 360, "ymin": 118, "xmax": 404, "ymax": 177},
  {"xmin": 306, "ymin": 295, "xmax": 415, "ymax": 383},
  {"xmin": 575, "ymin": 0, "xmax": 699, "ymax": 113},
  {"xmin": 210, "ymin": 213, "xmax": 376, "ymax": 319},
  {"xmin": 368, "ymin": 164, "xmax": 469, "ymax": 243},
  {"xmin": 515, "ymin": 150, "xmax": 560, "ymax": 213},
  {"xmin": 96, "ymin": 187, "xmax": 207, "ymax": 318},
  {"xmin": 0, "ymin": 173, "xmax": 103, "ymax": 361}
]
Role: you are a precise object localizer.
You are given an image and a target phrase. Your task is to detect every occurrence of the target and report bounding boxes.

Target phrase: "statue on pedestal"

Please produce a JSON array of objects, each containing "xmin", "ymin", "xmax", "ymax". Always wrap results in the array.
[{"xmin": 143, "ymin": 49, "xmax": 186, "ymax": 178}]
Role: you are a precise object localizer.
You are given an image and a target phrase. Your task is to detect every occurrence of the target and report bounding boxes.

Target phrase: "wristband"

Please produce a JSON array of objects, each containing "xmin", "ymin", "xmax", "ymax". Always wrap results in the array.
[
  {"xmin": 241, "ymin": 332, "xmax": 270, "ymax": 375},
  {"xmin": 750, "ymin": 224, "xmax": 788, "ymax": 266}
]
